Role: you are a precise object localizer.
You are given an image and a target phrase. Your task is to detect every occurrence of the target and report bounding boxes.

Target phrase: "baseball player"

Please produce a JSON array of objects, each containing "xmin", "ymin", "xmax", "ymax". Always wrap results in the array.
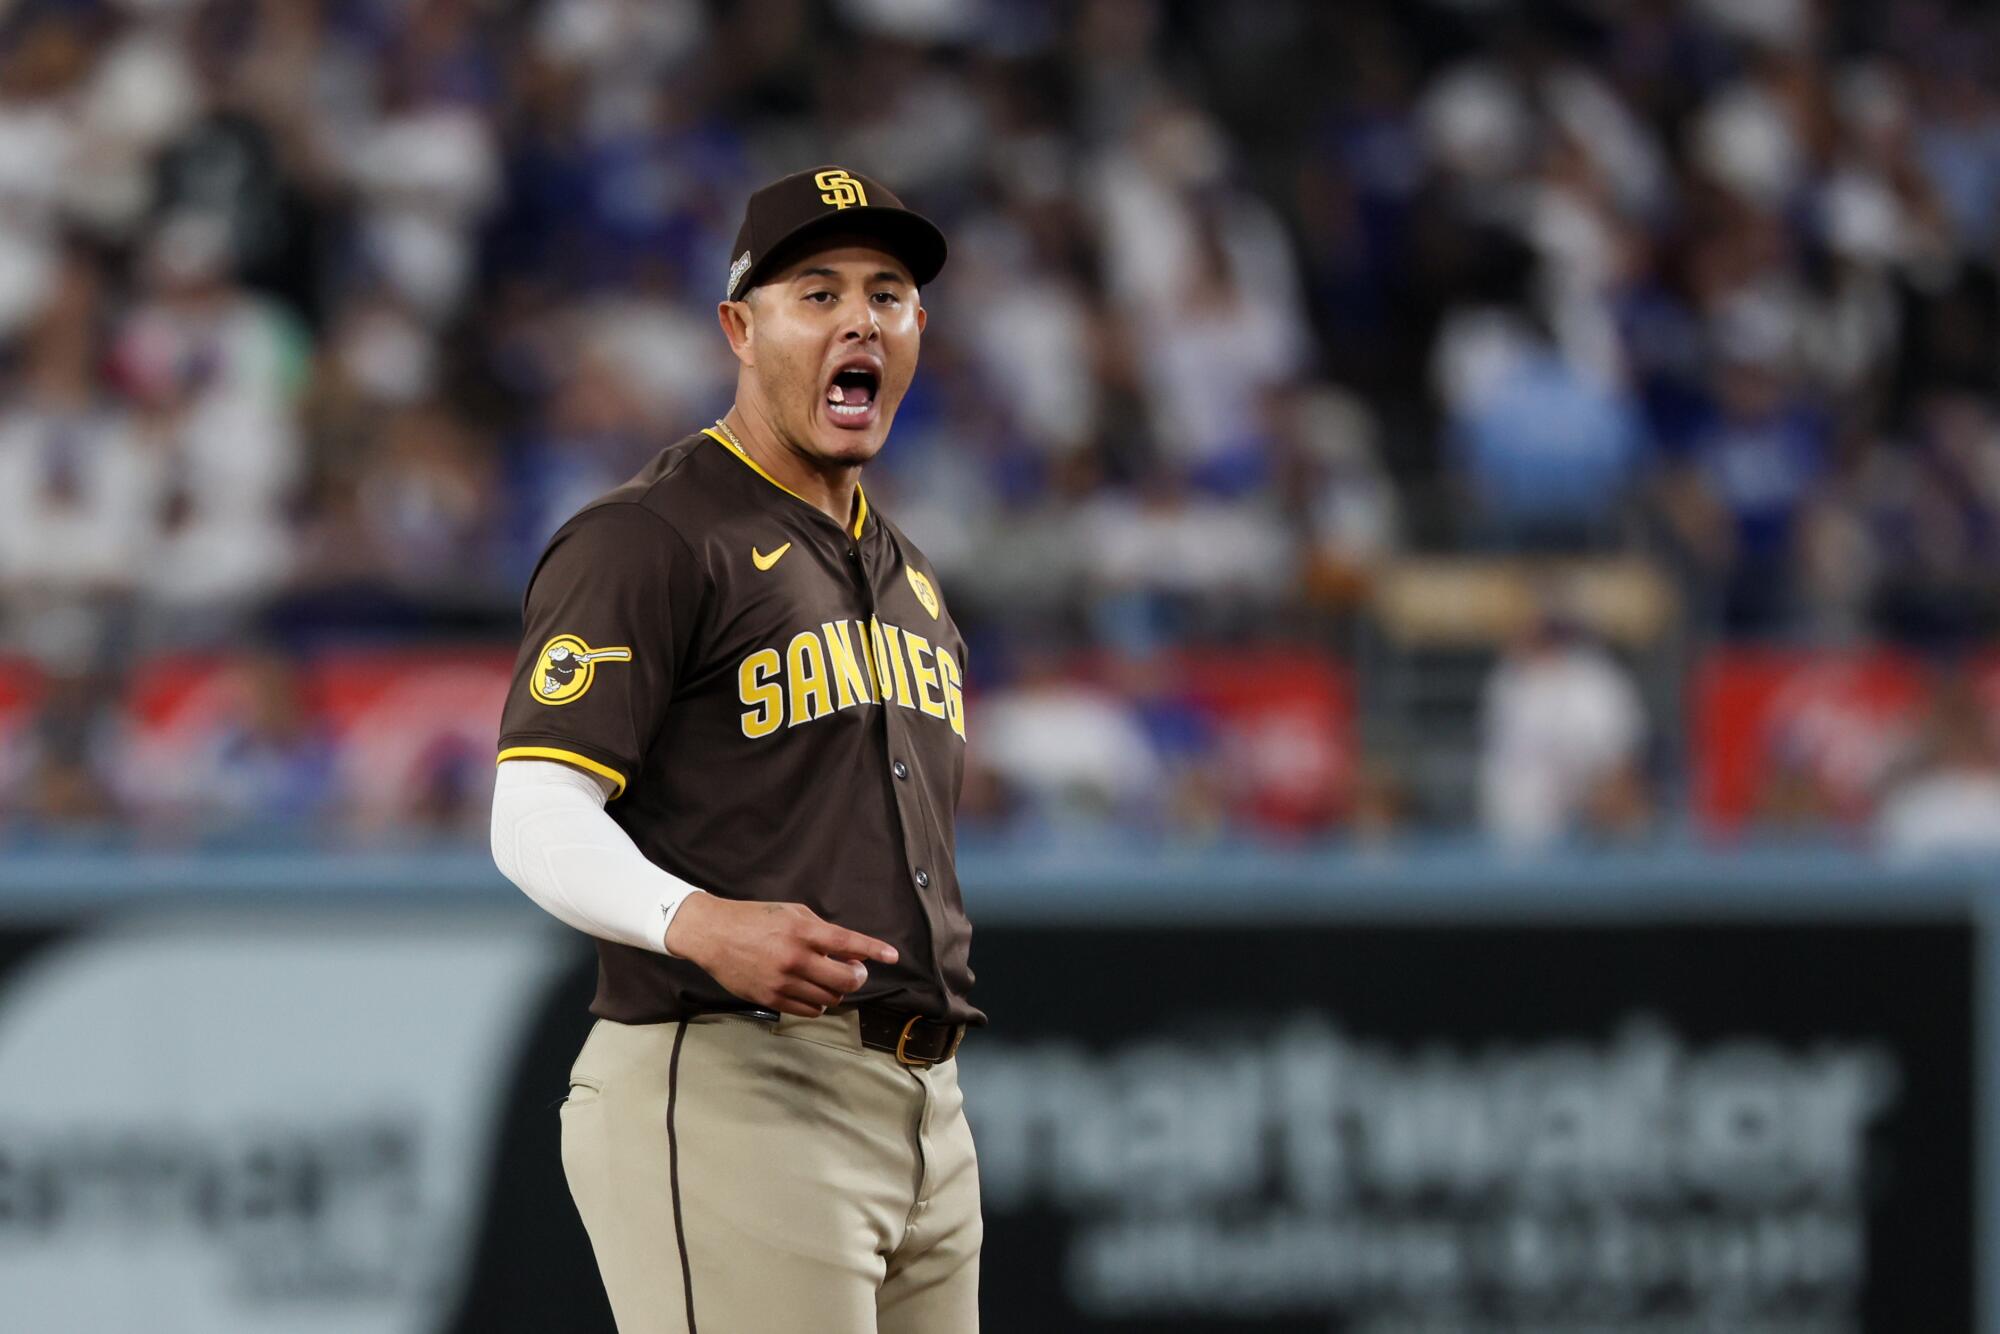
[{"xmin": 490, "ymin": 166, "xmax": 981, "ymax": 1333}]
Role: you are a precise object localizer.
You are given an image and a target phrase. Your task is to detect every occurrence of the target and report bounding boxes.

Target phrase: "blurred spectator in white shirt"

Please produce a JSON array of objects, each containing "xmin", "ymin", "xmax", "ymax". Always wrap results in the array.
[
  {"xmin": 953, "ymin": 206, "xmax": 1101, "ymax": 457},
  {"xmin": 1877, "ymin": 678, "xmax": 2000, "ymax": 859},
  {"xmin": 1271, "ymin": 383, "xmax": 1400, "ymax": 607},
  {"xmin": 1078, "ymin": 471, "xmax": 1293, "ymax": 652},
  {"xmin": 1480, "ymin": 616, "xmax": 1650, "ymax": 849},
  {"xmin": 533, "ymin": 0, "xmax": 708, "ymax": 141},
  {"xmin": 973, "ymin": 650, "xmax": 1165, "ymax": 832},
  {"xmin": 1094, "ymin": 102, "xmax": 1311, "ymax": 482},
  {"xmin": 580, "ymin": 278, "xmax": 734, "ymax": 434},
  {"xmin": 0, "ymin": 246, "xmax": 159, "ymax": 630},
  {"xmin": 1137, "ymin": 210, "xmax": 1307, "ymax": 488},
  {"xmin": 348, "ymin": 74, "xmax": 499, "ymax": 319},
  {"xmin": 112, "ymin": 213, "xmax": 305, "ymax": 613},
  {"xmin": 0, "ymin": 15, "xmax": 87, "ymax": 339},
  {"xmin": 65, "ymin": 9, "xmax": 203, "ymax": 239}
]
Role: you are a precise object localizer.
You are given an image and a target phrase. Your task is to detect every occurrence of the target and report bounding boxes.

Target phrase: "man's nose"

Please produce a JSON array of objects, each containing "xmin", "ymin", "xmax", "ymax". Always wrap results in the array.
[{"xmin": 839, "ymin": 304, "xmax": 881, "ymax": 342}]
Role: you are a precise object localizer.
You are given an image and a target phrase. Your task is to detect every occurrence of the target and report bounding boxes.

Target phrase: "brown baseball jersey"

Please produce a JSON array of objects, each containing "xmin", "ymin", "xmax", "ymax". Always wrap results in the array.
[{"xmin": 497, "ymin": 427, "xmax": 981, "ymax": 1026}]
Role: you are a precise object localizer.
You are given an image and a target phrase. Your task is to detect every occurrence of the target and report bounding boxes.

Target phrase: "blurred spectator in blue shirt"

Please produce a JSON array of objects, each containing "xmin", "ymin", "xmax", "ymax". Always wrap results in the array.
[
  {"xmin": 1913, "ymin": 52, "xmax": 2000, "ymax": 254},
  {"xmin": 182, "ymin": 649, "xmax": 338, "ymax": 826},
  {"xmin": 1869, "ymin": 392, "xmax": 2000, "ymax": 648},
  {"xmin": 1659, "ymin": 300, "xmax": 1830, "ymax": 636},
  {"xmin": 1454, "ymin": 339, "xmax": 1646, "ymax": 549},
  {"xmin": 505, "ymin": 344, "xmax": 661, "ymax": 571}
]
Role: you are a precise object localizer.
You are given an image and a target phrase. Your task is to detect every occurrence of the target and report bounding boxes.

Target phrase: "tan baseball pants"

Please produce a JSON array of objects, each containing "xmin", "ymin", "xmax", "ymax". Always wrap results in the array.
[{"xmin": 560, "ymin": 1009, "xmax": 982, "ymax": 1333}]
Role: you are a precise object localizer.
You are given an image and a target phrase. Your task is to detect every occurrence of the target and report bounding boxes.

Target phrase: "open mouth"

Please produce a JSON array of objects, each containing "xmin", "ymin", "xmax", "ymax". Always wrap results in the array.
[{"xmin": 825, "ymin": 360, "xmax": 881, "ymax": 428}]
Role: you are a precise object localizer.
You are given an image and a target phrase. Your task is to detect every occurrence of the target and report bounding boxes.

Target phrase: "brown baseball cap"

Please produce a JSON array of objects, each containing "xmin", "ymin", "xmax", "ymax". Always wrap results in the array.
[{"xmin": 725, "ymin": 166, "xmax": 947, "ymax": 300}]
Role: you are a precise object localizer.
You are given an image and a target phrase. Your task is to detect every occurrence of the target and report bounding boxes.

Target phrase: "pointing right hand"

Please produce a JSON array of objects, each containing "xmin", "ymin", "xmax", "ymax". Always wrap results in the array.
[{"xmin": 664, "ymin": 893, "xmax": 899, "ymax": 1017}]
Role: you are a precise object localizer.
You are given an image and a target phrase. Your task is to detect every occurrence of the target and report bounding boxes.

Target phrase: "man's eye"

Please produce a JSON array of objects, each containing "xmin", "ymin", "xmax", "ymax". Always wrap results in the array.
[
  {"xmin": 805, "ymin": 291, "xmax": 833, "ymax": 303},
  {"xmin": 872, "ymin": 291, "xmax": 900, "ymax": 305}
]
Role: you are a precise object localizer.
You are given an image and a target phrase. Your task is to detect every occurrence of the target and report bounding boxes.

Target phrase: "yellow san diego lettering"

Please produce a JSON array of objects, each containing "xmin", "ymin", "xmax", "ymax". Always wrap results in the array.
[
  {"xmin": 860, "ymin": 619, "xmax": 888, "ymax": 703},
  {"xmin": 738, "ymin": 649, "xmax": 783, "ymax": 738},
  {"xmin": 876, "ymin": 620, "xmax": 908, "ymax": 708},
  {"xmin": 786, "ymin": 630, "xmax": 833, "ymax": 725},
  {"xmin": 734, "ymin": 619, "xmax": 965, "ymax": 743},
  {"xmin": 903, "ymin": 631, "xmax": 947, "ymax": 720},
  {"xmin": 823, "ymin": 619, "xmax": 874, "ymax": 709},
  {"xmin": 935, "ymin": 645, "xmax": 966, "ymax": 739},
  {"xmin": 875, "ymin": 619, "xmax": 916, "ymax": 711}
]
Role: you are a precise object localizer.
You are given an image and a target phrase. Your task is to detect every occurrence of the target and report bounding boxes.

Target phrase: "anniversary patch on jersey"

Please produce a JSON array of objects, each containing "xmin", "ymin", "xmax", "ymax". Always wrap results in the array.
[
  {"xmin": 906, "ymin": 567, "xmax": 940, "ymax": 619},
  {"xmin": 531, "ymin": 634, "xmax": 633, "ymax": 705}
]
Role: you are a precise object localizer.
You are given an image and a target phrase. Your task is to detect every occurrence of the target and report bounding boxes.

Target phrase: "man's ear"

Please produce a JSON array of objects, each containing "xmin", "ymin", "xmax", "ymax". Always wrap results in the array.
[
  {"xmin": 915, "ymin": 302, "xmax": 927, "ymax": 335},
  {"xmin": 717, "ymin": 298, "xmax": 755, "ymax": 368}
]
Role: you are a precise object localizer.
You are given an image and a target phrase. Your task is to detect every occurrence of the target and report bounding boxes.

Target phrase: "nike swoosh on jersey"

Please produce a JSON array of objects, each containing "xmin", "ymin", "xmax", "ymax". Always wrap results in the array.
[{"xmin": 751, "ymin": 542, "xmax": 792, "ymax": 571}]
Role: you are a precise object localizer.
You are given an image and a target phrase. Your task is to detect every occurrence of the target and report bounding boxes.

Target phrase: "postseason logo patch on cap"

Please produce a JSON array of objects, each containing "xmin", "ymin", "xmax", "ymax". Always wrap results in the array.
[{"xmin": 726, "ymin": 249, "xmax": 753, "ymax": 298}]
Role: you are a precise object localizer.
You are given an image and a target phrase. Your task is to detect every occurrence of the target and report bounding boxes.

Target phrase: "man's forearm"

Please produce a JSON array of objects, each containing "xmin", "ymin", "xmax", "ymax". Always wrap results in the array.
[{"xmin": 491, "ymin": 758, "xmax": 704, "ymax": 955}]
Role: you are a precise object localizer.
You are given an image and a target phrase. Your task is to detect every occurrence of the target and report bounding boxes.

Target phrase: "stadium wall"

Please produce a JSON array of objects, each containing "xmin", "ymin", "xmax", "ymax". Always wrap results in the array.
[{"xmin": 0, "ymin": 847, "xmax": 1988, "ymax": 1334}]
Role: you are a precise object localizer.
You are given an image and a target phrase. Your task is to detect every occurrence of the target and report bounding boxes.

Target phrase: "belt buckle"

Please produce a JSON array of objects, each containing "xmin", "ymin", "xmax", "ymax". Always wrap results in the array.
[{"xmin": 895, "ymin": 1014, "xmax": 956, "ymax": 1067}]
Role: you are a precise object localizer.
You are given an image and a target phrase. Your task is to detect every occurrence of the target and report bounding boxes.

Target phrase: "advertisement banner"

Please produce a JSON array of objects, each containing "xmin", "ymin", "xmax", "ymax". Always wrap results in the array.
[
  {"xmin": 1691, "ymin": 648, "xmax": 2000, "ymax": 833},
  {"xmin": 959, "ymin": 921, "xmax": 1974, "ymax": 1334},
  {"xmin": 0, "ymin": 911, "xmax": 571, "ymax": 1334},
  {"xmin": 0, "ymin": 907, "xmax": 1975, "ymax": 1333}
]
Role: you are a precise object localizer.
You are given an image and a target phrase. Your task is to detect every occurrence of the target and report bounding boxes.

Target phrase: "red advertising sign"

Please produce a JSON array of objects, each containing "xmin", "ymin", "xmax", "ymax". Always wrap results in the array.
[{"xmin": 1693, "ymin": 649, "xmax": 2000, "ymax": 834}]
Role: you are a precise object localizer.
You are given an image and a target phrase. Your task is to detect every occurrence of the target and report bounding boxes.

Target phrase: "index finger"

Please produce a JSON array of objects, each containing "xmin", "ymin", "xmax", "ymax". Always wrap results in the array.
[{"xmin": 813, "ymin": 922, "xmax": 898, "ymax": 966}]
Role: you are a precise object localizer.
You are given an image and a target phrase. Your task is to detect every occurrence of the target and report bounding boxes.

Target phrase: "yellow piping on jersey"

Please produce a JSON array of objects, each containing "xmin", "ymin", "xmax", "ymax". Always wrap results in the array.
[
  {"xmin": 498, "ymin": 746, "xmax": 629, "ymax": 799},
  {"xmin": 703, "ymin": 427, "xmax": 869, "ymax": 540}
]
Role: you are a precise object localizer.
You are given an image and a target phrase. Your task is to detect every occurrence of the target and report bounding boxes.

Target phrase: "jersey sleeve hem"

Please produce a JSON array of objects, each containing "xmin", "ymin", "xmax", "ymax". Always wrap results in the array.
[{"xmin": 497, "ymin": 743, "xmax": 630, "ymax": 799}]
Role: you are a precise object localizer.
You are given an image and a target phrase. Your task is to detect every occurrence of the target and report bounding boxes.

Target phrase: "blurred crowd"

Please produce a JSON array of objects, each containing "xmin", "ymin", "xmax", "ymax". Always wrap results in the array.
[{"xmin": 3, "ymin": 0, "xmax": 2000, "ymax": 853}]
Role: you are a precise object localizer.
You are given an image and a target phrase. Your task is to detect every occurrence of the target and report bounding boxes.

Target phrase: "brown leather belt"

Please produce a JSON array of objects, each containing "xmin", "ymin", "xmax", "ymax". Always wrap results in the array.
[
  {"xmin": 855, "ymin": 1004, "xmax": 966, "ymax": 1067},
  {"xmin": 731, "ymin": 1004, "xmax": 966, "ymax": 1066}
]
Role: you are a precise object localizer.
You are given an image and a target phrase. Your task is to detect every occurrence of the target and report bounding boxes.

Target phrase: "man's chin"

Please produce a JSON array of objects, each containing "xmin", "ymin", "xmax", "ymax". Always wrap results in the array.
[
  {"xmin": 807, "ymin": 418, "xmax": 888, "ymax": 464},
  {"xmin": 823, "ymin": 438, "xmax": 883, "ymax": 468}
]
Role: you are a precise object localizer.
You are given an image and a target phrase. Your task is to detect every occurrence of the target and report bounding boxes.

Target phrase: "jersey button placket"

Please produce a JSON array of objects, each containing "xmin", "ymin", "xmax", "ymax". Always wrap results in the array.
[{"xmin": 858, "ymin": 538, "xmax": 940, "ymax": 971}]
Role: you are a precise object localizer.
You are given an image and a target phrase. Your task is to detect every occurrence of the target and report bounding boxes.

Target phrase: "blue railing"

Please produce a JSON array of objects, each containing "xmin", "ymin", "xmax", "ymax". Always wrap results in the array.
[{"xmin": 0, "ymin": 837, "xmax": 1989, "ymax": 911}]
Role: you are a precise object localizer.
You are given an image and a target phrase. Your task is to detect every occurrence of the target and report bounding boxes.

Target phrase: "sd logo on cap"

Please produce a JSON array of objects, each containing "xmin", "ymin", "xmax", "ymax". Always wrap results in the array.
[{"xmin": 724, "ymin": 166, "xmax": 946, "ymax": 300}]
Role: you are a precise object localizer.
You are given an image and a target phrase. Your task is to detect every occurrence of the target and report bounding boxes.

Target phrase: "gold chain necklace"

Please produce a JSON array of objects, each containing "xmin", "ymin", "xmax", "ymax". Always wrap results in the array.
[{"xmin": 713, "ymin": 414, "xmax": 865, "ymax": 536}]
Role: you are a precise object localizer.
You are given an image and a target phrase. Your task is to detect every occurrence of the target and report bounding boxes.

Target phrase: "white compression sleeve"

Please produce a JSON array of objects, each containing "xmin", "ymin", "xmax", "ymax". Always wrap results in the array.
[{"xmin": 490, "ymin": 758, "xmax": 705, "ymax": 955}]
